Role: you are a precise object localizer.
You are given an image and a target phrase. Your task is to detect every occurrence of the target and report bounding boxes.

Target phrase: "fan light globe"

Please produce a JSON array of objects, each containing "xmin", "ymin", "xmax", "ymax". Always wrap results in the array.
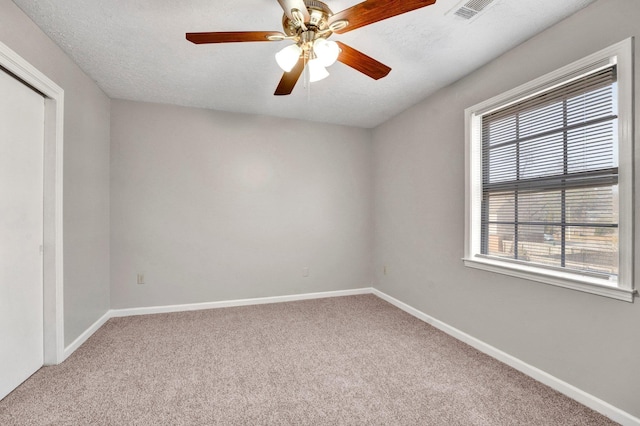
[
  {"xmin": 275, "ymin": 44, "xmax": 302, "ymax": 72},
  {"xmin": 308, "ymin": 58, "xmax": 330, "ymax": 82},
  {"xmin": 313, "ymin": 39, "xmax": 340, "ymax": 67}
]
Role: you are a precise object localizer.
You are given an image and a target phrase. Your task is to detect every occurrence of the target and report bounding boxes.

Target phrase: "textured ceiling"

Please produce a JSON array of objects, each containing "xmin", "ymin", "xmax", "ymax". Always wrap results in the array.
[{"xmin": 13, "ymin": 0, "xmax": 596, "ymax": 128}]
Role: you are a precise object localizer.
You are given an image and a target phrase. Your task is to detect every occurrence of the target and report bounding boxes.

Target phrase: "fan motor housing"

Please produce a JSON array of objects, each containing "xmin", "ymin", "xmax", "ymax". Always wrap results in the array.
[{"xmin": 282, "ymin": 0, "xmax": 333, "ymax": 37}]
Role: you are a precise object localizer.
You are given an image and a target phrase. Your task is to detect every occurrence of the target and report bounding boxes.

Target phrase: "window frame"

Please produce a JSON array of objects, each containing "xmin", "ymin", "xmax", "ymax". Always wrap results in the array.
[{"xmin": 464, "ymin": 38, "xmax": 635, "ymax": 302}]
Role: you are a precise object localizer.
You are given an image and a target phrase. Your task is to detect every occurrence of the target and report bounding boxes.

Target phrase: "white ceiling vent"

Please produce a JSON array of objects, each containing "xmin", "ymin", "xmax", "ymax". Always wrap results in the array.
[{"xmin": 449, "ymin": 0, "xmax": 497, "ymax": 21}]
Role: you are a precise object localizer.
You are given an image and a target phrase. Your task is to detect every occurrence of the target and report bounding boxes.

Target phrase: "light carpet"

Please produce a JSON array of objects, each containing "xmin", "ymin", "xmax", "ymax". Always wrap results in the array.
[{"xmin": 0, "ymin": 294, "xmax": 616, "ymax": 425}]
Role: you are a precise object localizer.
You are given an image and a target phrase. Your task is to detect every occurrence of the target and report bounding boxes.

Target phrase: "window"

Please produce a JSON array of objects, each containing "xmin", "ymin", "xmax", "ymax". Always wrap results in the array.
[{"xmin": 464, "ymin": 39, "xmax": 635, "ymax": 302}]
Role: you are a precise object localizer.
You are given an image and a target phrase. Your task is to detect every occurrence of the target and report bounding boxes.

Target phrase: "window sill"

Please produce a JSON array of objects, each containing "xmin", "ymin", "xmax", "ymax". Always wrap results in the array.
[{"xmin": 463, "ymin": 256, "xmax": 636, "ymax": 302}]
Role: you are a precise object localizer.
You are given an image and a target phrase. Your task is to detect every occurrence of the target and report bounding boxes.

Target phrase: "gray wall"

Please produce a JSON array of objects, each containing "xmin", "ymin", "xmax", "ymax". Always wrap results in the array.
[
  {"xmin": 372, "ymin": 0, "xmax": 639, "ymax": 417},
  {"xmin": 0, "ymin": 0, "xmax": 111, "ymax": 346},
  {"xmin": 110, "ymin": 100, "xmax": 372, "ymax": 308}
]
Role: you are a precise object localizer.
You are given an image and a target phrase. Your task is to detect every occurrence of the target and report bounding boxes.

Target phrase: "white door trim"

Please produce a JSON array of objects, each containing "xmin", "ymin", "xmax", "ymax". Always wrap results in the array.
[{"xmin": 0, "ymin": 41, "xmax": 64, "ymax": 365}]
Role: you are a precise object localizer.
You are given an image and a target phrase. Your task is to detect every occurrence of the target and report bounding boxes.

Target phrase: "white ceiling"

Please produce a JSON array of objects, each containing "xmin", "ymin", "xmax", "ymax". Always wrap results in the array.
[{"xmin": 12, "ymin": 0, "xmax": 596, "ymax": 128}]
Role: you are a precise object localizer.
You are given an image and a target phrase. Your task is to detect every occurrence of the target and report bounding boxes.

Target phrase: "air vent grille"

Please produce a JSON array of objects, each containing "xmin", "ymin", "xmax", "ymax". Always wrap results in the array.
[
  {"xmin": 451, "ymin": 0, "xmax": 496, "ymax": 20},
  {"xmin": 454, "ymin": 7, "xmax": 477, "ymax": 19}
]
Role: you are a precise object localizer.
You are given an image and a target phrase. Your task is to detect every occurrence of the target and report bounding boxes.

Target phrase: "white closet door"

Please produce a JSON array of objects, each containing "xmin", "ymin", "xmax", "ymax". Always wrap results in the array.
[{"xmin": 0, "ymin": 69, "xmax": 45, "ymax": 400}]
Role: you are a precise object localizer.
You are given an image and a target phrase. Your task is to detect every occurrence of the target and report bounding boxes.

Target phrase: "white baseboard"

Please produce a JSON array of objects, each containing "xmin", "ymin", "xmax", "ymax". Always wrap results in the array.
[
  {"xmin": 62, "ymin": 310, "xmax": 111, "ymax": 361},
  {"xmin": 109, "ymin": 288, "xmax": 373, "ymax": 318},
  {"xmin": 64, "ymin": 288, "xmax": 372, "ymax": 359},
  {"xmin": 371, "ymin": 288, "xmax": 640, "ymax": 426}
]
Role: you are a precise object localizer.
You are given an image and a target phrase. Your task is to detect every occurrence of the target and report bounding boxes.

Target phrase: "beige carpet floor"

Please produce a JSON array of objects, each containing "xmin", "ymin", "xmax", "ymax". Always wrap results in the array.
[{"xmin": 0, "ymin": 294, "xmax": 616, "ymax": 425}]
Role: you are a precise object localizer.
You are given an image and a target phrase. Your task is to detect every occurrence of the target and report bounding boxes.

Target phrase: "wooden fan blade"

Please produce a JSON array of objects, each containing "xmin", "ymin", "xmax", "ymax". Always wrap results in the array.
[
  {"xmin": 277, "ymin": 0, "xmax": 310, "ymax": 22},
  {"xmin": 336, "ymin": 42, "xmax": 391, "ymax": 80},
  {"xmin": 330, "ymin": 0, "xmax": 436, "ymax": 34},
  {"xmin": 186, "ymin": 31, "xmax": 285, "ymax": 44},
  {"xmin": 275, "ymin": 58, "xmax": 305, "ymax": 96}
]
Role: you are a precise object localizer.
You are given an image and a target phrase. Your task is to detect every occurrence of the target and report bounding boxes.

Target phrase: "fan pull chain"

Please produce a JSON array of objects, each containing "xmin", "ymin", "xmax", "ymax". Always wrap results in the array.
[
  {"xmin": 301, "ymin": 54, "xmax": 311, "ymax": 101},
  {"xmin": 303, "ymin": 54, "xmax": 309, "ymax": 90},
  {"xmin": 307, "ymin": 66, "xmax": 312, "ymax": 102}
]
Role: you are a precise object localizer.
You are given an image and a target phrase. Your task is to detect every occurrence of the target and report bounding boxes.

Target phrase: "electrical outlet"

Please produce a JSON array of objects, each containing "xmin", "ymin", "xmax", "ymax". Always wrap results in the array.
[
  {"xmin": 137, "ymin": 273, "xmax": 145, "ymax": 285},
  {"xmin": 302, "ymin": 267, "xmax": 309, "ymax": 277},
  {"xmin": 383, "ymin": 265, "xmax": 388, "ymax": 275}
]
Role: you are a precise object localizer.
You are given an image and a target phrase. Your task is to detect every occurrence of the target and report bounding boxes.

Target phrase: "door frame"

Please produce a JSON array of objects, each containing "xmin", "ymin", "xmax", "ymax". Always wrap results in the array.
[{"xmin": 0, "ymin": 41, "xmax": 64, "ymax": 365}]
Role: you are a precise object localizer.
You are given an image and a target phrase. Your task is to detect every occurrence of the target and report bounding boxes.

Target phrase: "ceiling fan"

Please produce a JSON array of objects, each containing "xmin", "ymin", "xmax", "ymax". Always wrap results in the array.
[{"xmin": 186, "ymin": 0, "xmax": 437, "ymax": 96}]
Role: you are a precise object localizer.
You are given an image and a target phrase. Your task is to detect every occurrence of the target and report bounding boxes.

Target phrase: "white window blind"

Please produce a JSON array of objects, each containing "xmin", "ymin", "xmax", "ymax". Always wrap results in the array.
[{"xmin": 480, "ymin": 66, "xmax": 619, "ymax": 279}]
